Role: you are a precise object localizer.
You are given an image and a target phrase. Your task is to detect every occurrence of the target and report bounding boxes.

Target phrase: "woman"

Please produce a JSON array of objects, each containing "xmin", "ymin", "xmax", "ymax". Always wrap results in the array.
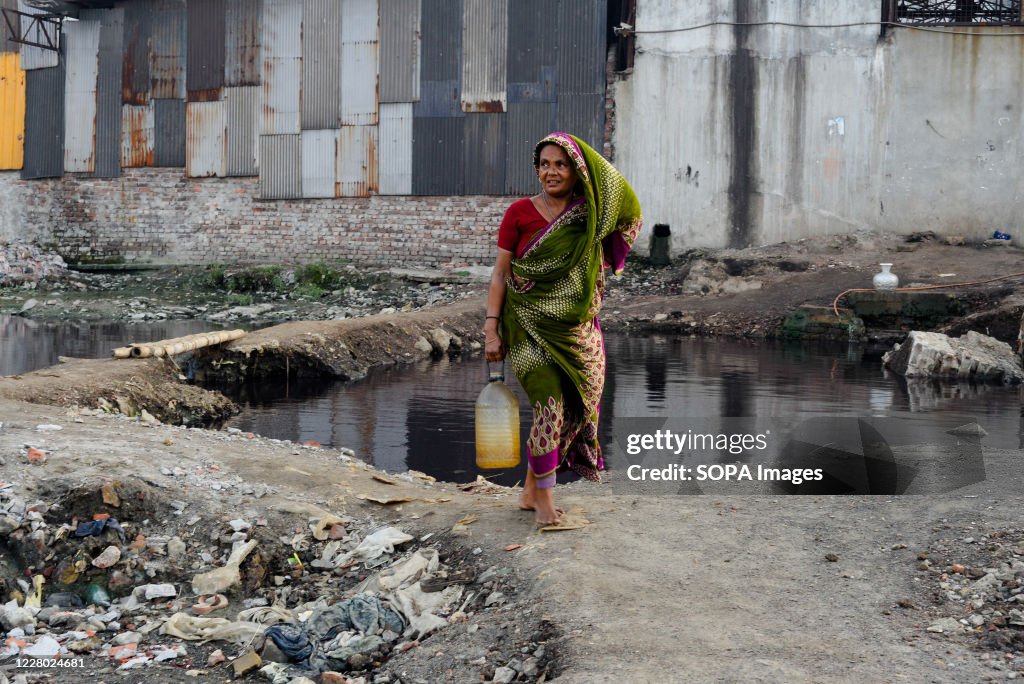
[{"xmin": 484, "ymin": 132, "xmax": 643, "ymax": 525}]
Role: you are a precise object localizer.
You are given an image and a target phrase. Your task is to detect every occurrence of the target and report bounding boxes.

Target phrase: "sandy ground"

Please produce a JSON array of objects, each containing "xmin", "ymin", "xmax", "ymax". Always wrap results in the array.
[{"xmin": 2, "ymin": 232, "xmax": 1024, "ymax": 682}]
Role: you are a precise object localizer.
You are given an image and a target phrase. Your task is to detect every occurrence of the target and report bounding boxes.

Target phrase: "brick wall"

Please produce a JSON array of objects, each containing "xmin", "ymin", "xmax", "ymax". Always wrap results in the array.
[{"xmin": 0, "ymin": 169, "xmax": 512, "ymax": 268}]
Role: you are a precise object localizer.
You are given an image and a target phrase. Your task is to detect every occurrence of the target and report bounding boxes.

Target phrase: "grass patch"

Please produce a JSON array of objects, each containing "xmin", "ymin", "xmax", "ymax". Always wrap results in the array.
[
  {"xmin": 203, "ymin": 265, "xmax": 284, "ymax": 293},
  {"xmin": 294, "ymin": 262, "xmax": 346, "ymax": 290},
  {"xmin": 292, "ymin": 283, "xmax": 324, "ymax": 300}
]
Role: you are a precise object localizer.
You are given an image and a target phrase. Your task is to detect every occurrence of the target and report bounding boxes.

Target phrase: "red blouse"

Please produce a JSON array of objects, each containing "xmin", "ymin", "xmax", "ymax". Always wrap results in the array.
[{"xmin": 497, "ymin": 198, "xmax": 549, "ymax": 255}]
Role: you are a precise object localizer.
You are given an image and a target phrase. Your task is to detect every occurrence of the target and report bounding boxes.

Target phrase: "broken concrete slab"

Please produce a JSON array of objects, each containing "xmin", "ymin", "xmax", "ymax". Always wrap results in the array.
[{"xmin": 883, "ymin": 330, "xmax": 1024, "ymax": 383}]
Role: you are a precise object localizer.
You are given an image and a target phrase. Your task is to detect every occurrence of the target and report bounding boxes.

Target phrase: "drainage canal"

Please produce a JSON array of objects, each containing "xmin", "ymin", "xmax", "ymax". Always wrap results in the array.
[{"xmin": 3, "ymin": 316, "xmax": 1022, "ymax": 485}]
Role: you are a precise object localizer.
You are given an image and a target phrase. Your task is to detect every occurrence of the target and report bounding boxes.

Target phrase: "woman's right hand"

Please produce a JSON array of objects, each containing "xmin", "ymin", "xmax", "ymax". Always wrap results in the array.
[{"xmin": 485, "ymin": 334, "xmax": 505, "ymax": 362}]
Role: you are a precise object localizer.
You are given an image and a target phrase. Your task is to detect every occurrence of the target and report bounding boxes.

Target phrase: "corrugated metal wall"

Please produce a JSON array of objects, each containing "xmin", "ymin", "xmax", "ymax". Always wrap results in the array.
[
  {"xmin": 505, "ymin": 102, "xmax": 555, "ymax": 195},
  {"xmin": 12, "ymin": 0, "xmax": 608, "ymax": 199},
  {"xmin": 0, "ymin": 0, "xmax": 18, "ymax": 54},
  {"xmin": 301, "ymin": 0, "xmax": 341, "ymax": 130},
  {"xmin": 63, "ymin": 20, "xmax": 101, "ymax": 173},
  {"xmin": 337, "ymin": 124, "xmax": 377, "ymax": 196},
  {"xmin": 262, "ymin": 0, "xmax": 301, "ymax": 135},
  {"xmin": 151, "ymin": 0, "xmax": 186, "ymax": 100},
  {"xmin": 378, "ymin": 102, "xmax": 411, "ymax": 194},
  {"xmin": 301, "ymin": 128, "xmax": 337, "ymax": 198},
  {"xmin": 463, "ymin": 113, "xmax": 504, "ymax": 194},
  {"xmin": 339, "ymin": 0, "xmax": 378, "ymax": 126},
  {"xmin": 225, "ymin": 0, "xmax": 262, "ymax": 86},
  {"xmin": 154, "ymin": 97, "xmax": 186, "ymax": 166},
  {"xmin": 17, "ymin": 1, "xmax": 59, "ymax": 70},
  {"xmin": 121, "ymin": 103, "xmax": 154, "ymax": 167},
  {"xmin": 259, "ymin": 134, "xmax": 301, "ymax": 198},
  {"xmin": 186, "ymin": 99, "xmax": 226, "ymax": 176},
  {"xmin": 379, "ymin": 0, "xmax": 419, "ymax": 103},
  {"xmin": 226, "ymin": 85, "xmax": 259, "ymax": 175},
  {"xmin": 0, "ymin": 52, "xmax": 25, "ymax": 170},
  {"xmin": 83, "ymin": 7, "xmax": 124, "ymax": 178},
  {"xmin": 121, "ymin": 3, "xmax": 151, "ymax": 105},
  {"xmin": 22, "ymin": 64, "xmax": 64, "ymax": 179},
  {"xmin": 460, "ymin": 0, "xmax": 506, "ymax": 113},
  {"xmin": 187, "ymin": 0, "xmax": 226, "ymax": 101},
  {"xmin": 412, "ymin": 116, "xmax": 463, "ymax": 195}
]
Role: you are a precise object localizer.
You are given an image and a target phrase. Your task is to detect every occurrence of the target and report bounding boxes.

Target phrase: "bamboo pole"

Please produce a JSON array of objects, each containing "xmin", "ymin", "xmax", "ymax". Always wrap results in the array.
[{"xmin": 114, "ymin": 329, "xmax": 247, "ymax": 359}]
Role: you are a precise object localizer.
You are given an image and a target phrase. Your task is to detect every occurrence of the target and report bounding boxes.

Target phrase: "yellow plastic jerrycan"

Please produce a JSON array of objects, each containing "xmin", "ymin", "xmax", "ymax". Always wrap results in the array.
[{"xmin": 475, "ymin": 363, "xmax": 521, "ymax": 469}]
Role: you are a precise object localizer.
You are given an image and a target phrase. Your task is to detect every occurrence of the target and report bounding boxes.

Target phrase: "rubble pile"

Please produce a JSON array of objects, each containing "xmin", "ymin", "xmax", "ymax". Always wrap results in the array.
[
  {"xmin": 0, "ymin": 414, "xmax": 554, "ymax": 683},
  {"xmin": 0, "ymin": 243, "xmax": 71, "ymax": 287},
  {"xmin": 911, "ymin": 527, "xmax": 1024, "ymax": 678}
]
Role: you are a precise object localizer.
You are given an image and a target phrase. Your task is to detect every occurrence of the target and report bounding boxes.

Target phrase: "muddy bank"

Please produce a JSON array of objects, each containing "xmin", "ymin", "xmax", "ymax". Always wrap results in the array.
[
  {"xmin": 0, "ymin": 357, "xmax": 235, "ymax": 426},
  {"xmin": 194, "ymin": 299, "xmax": 486, "ymax": 384}
]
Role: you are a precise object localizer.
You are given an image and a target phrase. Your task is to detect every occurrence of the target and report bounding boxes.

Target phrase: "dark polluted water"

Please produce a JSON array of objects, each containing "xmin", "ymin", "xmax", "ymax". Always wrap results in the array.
[{"xmin": 2, "ymin": 315, "xmax": 1021, "ymax": 487}]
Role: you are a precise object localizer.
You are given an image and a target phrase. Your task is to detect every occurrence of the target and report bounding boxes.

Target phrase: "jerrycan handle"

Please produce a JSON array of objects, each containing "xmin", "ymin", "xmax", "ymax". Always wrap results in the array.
[{"xmin": 486, "ymin": 360, "xmax": 505, "ymax": 383}]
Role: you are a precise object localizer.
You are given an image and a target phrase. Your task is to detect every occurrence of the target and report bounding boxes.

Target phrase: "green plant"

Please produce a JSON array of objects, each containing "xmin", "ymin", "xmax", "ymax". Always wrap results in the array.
[
  {"xmin": 203, "ymin": 264, "xmax": 227, "ymax": 289},
  {"xmin": 226, "ymin": 266, "xmax": 284, "ymax": 293},
  {"xmin": 225, "ymin": 292, "xmax": 254, "ymax": 306},
  {"xmin": 294, "ymin": 262, "xmax": 346, "ymax": 289},
  {"xmin": 292, "ymin": 283, "xmax": 324, "ymax": 300}
]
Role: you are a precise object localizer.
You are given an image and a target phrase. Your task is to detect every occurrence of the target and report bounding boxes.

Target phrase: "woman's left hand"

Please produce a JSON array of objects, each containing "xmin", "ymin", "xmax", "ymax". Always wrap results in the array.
[{"xmin": 485, "ymin": 334, "xmax": 505, "ymax": 362}]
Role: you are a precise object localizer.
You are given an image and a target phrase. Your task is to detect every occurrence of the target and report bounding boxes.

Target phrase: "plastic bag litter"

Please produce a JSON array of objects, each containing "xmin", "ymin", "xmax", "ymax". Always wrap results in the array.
[
  {"xmin": 310, "ymin": 632, "xmax": 383, "ymax": 673},
  {"xmin": 357, "ymin": 549, "xmax": 439, "ymax": 593},
  {"xmin": 338, "ymin": 527, "xmax": 412, "ymax": 566},
  {"xmin": 74, "ymin": 518, "xmax": 125, "ymax": 539},
  {"xmin": 388, "ymin": 583, "xmax": 463, "ymax": 639},
  {"xmin": 310, "ymin": 514, "xmax": 346, "ymax": 541},
  {"xmin": 159, "ymin": 612, "xmax": 266, "ymax": 644},
  {"xmin": 236, "ymin": 605, "xmax": 295, "ymax": 625},
  {"xmin": 191, "ymin": 539, "xmax": 257, "ymax": 595},
  {"xmin": 307, "ymin": 596, "xmax": 404, "ymax": 641}
]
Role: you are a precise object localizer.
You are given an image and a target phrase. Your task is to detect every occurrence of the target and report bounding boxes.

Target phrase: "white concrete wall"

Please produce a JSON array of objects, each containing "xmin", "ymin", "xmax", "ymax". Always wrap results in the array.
[{"xmin": 616, "ymin": 0, "xmax": 1024, "ymax": 249}]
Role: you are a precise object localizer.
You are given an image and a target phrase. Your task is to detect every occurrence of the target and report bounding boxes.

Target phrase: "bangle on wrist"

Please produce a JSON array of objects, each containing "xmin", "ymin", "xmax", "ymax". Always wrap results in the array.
[{"xmin": 486, "ymin": 315, "xmax": 501, "ymax": 321}]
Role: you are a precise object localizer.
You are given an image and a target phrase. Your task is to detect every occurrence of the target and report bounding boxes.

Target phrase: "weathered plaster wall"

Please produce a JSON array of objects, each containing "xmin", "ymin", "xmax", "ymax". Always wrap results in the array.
[
  {"xmin": 0, "ymin": 169, "xmax": 507, "ymax": 267},
  {"xmin": 615, "ymin": 0, "xmax": 1024, "ymax": 249}
]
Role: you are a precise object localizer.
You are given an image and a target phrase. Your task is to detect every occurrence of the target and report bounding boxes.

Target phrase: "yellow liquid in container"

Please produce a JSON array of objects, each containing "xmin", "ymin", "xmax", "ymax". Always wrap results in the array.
[{"xmin": 475, "ymin": 377, "xmax": 520, "ymax": 469}]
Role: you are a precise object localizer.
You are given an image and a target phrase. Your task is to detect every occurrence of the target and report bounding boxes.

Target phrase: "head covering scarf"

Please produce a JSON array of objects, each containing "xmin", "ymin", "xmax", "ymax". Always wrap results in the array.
[{"xmin": 503, "ymin": 133, "xmax": 642, "ymax": 481}]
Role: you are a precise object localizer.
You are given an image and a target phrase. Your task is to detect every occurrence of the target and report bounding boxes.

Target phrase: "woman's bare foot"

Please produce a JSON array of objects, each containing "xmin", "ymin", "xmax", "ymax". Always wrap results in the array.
[
  {"xmin": 532, "ymin": 487, "xmax": 561, "ymax": 526},
  {"xmin": 518, "ymin": 470, "xmax": 539, "ymax": 511}
]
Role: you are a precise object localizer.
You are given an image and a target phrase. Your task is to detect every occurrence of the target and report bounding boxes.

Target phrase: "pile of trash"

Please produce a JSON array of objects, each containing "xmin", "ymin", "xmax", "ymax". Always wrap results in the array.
[
  {"xmin": 910, "ymin": 527, "xmax": 1024, "ymax": 678},
  {"xmin": 0, "ymin": 243, "xmax": 70, "ymax": 287},
  {"xmin": 0, "ymin": 471, "xmax": 481, "ymax": 682}
]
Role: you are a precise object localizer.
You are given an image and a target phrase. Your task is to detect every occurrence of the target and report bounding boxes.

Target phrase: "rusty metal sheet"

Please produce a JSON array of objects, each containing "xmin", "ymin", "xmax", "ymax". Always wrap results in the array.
[
  {"xmin": 225, "ymin": 0, "xmax": 261, "ymax": 86},
  {"xmin": 22, "ymin": 64, "xmax": 64, "ymax": 179},
  {"xmin": 151, "ymin": 0, "xmax": 186, "ymax": 100},
  {"xmin": 340, "ymin": 0, "xmax": 378, "ymax": 126},
  {"xmin": 82, "ymin": 7, "xmax": 124, "ymax": 178},
  {"xmin": 555, "ymin": 93, "xmax": 603, "ymax": 154},
  {"xmin": 258, "ymin": 133, "xmax": 300, "ymax": 198},
  {"xmin": 18, "ymin": 1, "xmax": 59, "ymax": 70},
  {"xmin": 63, "ymin": 19, "xmax": 101, "ymax": 173},
  {"xmin": 153, "ymin": 97, "xmax": 186, "ymax": 166},
  {"xmin": 121, "ymin": 3, "xmax": 150, "ymax": 105},
  {"xmin": 557, "ymin": 0, "xmax": 605, "ymax": 94},
  {"xmin": 301, "ymin": 128, "xmax": 337, "ymax": 198},
  {"xmin": 411, "ymin": 116, "xmax": 462, "ymax": 195},
  {"xmin": 463, "ymin": 113, "xmax": 505, "ymax": 195},
  {"xmin": 504, "ymin": 101, "xmax": 554, "ymax": 195},
  {"xmin": 507, "ymin": 0, "xmax": 556, "ymax": 83},
  {"xmin": 379, "ymin": 0, "xmax": 419, "ymax": 103},
  {"xmin": 336, "ymin": 124, "xmax": 377, "ymax": 197},
  {"xmin": 226, "ymin": 85, "xmax": 259, "ymax": 176},
  {"xmin": 187, "ymin": 0, "xmax": 225, "ymax": 101},
  {"xmin": 0, "ymin": 52, "xmax": 26, "ymax": 170},
  {"xmin": 302, "ymin": 0, "xmax": 341, "ymax": 129},
  {"xmin": 186, "ymin": 99, "xmax": 226, "ymax": 176},
  {"xmin": 261, "ymin": 0, "xmax": 301, "ymax": 134},
  {"xmin": 121, "ymin": 103, "xmax": 154, "ymax": 167},
  {"xmin": 378, "ymin": 102, "xmax": 411, "ymax": 194},
  {"xmin": 460, "ymin": 0, "xmax": 506, "ymax": 113}
]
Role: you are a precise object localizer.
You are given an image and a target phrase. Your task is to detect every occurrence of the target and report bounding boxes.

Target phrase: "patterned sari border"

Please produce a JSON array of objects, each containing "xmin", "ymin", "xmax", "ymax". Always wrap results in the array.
[{"xmin": 517, "ymin": 197, "xmax": 586, "ymax": 259}]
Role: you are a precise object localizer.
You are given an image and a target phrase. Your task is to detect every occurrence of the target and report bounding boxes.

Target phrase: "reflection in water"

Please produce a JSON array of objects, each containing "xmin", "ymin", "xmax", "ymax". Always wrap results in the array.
[
  {"xmin": 0, "ymin": 315, "xmax": 229, "ymax": 377},
  {"xmin": 224, "ymin": 334, "xmax": 1024, "ymax": 483}
]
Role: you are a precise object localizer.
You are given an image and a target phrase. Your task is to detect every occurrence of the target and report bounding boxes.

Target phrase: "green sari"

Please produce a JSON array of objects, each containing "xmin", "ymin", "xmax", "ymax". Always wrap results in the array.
[{"xmin": 503, "ymin": 133, "xmax": 643, "ymax": 482}]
